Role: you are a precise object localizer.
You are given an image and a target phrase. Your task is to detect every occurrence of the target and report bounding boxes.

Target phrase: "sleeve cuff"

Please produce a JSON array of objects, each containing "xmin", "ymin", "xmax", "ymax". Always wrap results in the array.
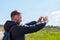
[{"xmin": 36, "ymin": 21, "xmax": 46, "ymax": 25}]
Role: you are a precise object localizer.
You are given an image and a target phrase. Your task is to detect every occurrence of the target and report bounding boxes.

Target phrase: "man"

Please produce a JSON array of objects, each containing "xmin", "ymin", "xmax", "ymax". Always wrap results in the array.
[{"xmin": 4, "ymin": 10, "xmax": 48, "ymax": 40}]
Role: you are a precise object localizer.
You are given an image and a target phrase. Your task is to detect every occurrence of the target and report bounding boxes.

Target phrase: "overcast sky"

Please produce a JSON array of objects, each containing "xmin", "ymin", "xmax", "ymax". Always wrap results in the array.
[{"xmin": 0, "ymin": 0, "xmax": 60, "ymax": 26}]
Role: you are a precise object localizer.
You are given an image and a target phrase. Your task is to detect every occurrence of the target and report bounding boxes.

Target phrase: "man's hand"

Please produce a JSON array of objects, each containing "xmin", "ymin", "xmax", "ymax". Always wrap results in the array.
[
  {"xmin": 37, "ymin": 16, "xmax": 44, "ymax": 23},
  {"xmin": 43, "ymin": 16, "xmax": 48, "ymax": 23},
  {"xmin": 37, "ymin": 16, "xmax": 48, "ymax": 23}
]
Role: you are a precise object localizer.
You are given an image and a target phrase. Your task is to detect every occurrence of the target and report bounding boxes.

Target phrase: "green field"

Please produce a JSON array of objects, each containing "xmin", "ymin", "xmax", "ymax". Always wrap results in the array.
[
  {"xmin": 25, "ymin": 27, "xmax": 60, "ymax": 40},
  {"xmin": 0, "ymin": 27, "xmax": 60, "ymax": 40}
]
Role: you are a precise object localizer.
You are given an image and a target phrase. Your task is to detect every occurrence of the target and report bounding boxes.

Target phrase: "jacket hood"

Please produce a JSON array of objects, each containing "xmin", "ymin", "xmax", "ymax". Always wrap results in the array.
[{"xmin": 4, "ymin": 20, "xmax": 16, "ymax": 32}]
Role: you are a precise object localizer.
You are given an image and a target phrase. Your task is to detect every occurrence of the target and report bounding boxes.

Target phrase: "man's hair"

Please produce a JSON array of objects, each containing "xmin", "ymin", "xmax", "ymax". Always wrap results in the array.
[{"xmin": 11, "ymin": 10, "xmax": 21, "ymax": 18}]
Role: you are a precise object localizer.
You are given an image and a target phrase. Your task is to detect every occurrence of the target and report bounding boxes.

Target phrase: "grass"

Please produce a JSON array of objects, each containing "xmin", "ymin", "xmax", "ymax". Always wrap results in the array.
[
  {"xmin": 0, "ymin": 27, "xmax": 60, "ymax": 40},
  {"xmin": 25, "ymin": 28, "xmax": 60, "ymax": 40},
  {"xmin": 0, "ymin": 27, "xmax": 4, "ymax": 31}
]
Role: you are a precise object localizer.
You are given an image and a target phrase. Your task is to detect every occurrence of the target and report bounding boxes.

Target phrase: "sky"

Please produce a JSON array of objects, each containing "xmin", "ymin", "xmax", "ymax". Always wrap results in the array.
[{"xmin": 0, "ymin": 0, "xmax": 60, "ymax": 26}]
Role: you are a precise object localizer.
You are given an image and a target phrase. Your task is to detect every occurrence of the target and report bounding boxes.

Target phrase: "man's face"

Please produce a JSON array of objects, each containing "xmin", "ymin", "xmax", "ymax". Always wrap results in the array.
[{"xmin": 12, "ymin": 15, "xmax": 22, "ymax": 24}]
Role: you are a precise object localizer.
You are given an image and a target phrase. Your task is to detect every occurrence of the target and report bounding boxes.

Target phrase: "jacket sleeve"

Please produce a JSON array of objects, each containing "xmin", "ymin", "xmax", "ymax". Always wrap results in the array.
[
  {"xmin": 19, "ymin": 21, "xmax": 46, "ymax": 34},
  {"xmin": 25, "ymin": 21, "xmax": 37, "ymax": 25}
]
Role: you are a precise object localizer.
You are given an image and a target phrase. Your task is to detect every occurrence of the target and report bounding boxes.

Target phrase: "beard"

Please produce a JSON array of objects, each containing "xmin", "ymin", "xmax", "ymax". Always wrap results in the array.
[
  {"xmin": 15, "ymin": 20, "xmax": 22, "ymax": 25},
  {"xmin": 16, "ymin": 22, "xmax": 20, "ymax": 24},
  {"xmin": 16, "ymin": 21, "xmax": 20, "ymax": 25},
  {"xmin": 16, "ymin": 20, "xmax": 22, "ymax": 25}
]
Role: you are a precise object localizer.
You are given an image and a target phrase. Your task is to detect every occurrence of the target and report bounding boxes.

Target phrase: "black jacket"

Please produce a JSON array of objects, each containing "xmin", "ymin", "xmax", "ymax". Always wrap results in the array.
[{"xmin": 4, "ymin": 21, "xmax": 46, "ymax": 40}]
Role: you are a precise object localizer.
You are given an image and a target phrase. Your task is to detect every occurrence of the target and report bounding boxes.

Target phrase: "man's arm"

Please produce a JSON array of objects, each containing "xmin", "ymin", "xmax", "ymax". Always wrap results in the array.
[
  {"xmin": 20, "ymin": 16, "xmax": 48, "ymax": 34},
  {"xmin": 20, "ymin": 21, "xmax": 46, "ymax": 34},
  {"xmin": 25, "ymin": 21, "xmax": 37, "ymax": 25}
]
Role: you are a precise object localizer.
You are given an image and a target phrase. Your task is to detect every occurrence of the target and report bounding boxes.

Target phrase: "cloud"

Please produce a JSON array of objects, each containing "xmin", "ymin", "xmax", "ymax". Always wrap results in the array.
[
  {"xmin": 50, "ymin": 10, "xmax": 60, "ymax": 26},
  {"xmin": 51, "ymin": 10, "xmax": 60, "ymax": 20},
  {"xmin": 51, "ymin": 10, "xmax": 60, "ymax": 15}
]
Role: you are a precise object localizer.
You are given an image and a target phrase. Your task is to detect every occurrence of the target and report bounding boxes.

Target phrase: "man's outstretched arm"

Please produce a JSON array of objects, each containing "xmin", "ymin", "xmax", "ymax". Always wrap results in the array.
[
  {"xmin": 21, "ymin": 22, "xmax": 46, "ymax": 34},
  {"xmin": 19, "ymin": 16, "xmax": 48, "ymax": 34}
]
